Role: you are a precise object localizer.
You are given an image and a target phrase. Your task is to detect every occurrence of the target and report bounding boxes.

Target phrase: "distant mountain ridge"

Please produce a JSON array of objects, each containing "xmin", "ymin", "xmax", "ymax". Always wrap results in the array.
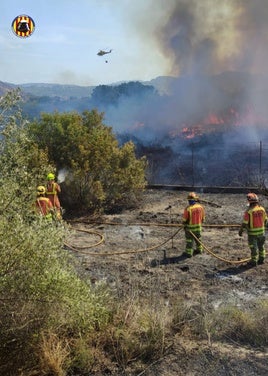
[
  {"xmin": 2, "ymin": 71, "xmax": 268, "ymax": 100},
  {"xmin": 19, "ymin": 83, "xmax": 95, "ymax": 98},
  {"xmin": 0, "ymin": 77, "xmax": 169, "ymax": 98},
  {"xmin": 0, "ymin": 81, "xmax": 16, "ymax": 96},
  {"xmin": 17, "ymin": 76, "xmax": 187, "ymax": 97},
  {"xmin": 0, "ymin": 81, "xmax": 96, "ymax": 98}
]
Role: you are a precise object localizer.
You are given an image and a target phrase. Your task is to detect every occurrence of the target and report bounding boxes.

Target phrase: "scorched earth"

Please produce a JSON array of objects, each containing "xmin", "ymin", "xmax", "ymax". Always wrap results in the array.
[{"xmin": 66, "ymin": 189, "xmax": 268, "ymax": 376}]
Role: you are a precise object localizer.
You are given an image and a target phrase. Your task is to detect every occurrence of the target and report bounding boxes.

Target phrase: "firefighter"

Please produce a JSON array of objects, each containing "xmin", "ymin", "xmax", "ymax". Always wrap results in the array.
[
  {"xmin": 182, "ymin": 192, "xmax": 205, "ymax": 258},
  {"xmin": 238, "ymin": 193, "xmax": 268, "ymax": 266},
  {"xmin": 46, "ymin": 173, "xmax": 62, "ymax": 219},
  {"xmin": 35, "ymin": 185, "xmax": 54, "ymax": 220}
]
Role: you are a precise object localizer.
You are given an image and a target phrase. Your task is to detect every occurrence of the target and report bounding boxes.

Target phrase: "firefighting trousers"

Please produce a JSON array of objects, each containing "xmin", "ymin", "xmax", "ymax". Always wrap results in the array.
[
  {"xmin": 184, "ymin": 230, "xmax": 202, "ymax": 256},
  {"xmin": 248, "ymin": 234, "xmax": 266, "ymax": 262}
]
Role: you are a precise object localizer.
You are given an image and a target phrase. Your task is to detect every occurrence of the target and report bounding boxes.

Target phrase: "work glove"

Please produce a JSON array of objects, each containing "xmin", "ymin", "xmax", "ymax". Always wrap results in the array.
[{"xmin": 238, "ymin": 228, "xmax": 243, "ymax": 237}]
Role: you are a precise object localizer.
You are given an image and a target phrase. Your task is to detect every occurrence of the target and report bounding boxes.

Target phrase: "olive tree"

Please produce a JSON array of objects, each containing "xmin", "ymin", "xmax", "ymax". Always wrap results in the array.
[{"xmin": 28, "ymin": 110, "xmax": 147, "ymax": 213}]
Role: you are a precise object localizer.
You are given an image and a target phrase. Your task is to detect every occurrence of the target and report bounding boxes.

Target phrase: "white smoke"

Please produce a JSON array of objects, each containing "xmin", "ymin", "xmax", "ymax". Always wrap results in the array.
[{"xmin": 57, "ymin": 168, "xmax": 68, "ymax": 183}]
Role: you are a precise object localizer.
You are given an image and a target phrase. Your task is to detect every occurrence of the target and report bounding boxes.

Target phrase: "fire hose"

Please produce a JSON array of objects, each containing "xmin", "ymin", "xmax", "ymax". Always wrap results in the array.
[
  {"xmin": 64, "ymin": 226, "xmax": 182, "ymax": 255},
  {"xmin": 64, "ymin": 223, "xmax": 251, "ymax": 264},
  {"xmin": 188, "ymin": 230, "xmax": 250, "ymax": 264},
  {"xmin": 64, "ymin": 228, "xmax": 105, "ymax": 252}
]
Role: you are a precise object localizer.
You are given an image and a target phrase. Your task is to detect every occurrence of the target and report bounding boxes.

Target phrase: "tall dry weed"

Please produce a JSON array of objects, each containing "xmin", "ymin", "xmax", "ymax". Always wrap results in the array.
[{"xmin": 37, "ymin": 331, "xmax": 71, "ymax": 376}]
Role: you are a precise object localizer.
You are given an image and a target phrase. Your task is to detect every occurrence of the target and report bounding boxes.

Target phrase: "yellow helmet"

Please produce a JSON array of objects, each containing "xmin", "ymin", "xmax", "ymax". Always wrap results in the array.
[
  {"xmin": 47, "ymin": 173, "xmax": 55, "ymax": 181},
  {"xmin": 37, "ymin": 185, "xmax": 46, "ymax": 195},
  {"xmin": 187, "ymin": 192, "xmax": 199, "ymax": 201},
  {"xmin": 247, "ymin": 193, "xmax": 259, "ymax": 203}
]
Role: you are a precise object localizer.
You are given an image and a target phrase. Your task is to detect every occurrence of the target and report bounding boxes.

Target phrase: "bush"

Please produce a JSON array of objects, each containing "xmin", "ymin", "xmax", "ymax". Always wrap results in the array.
[
  {"xmin": 207, "ymin": 300, "xmax": 268, "ymax": 347},
  {"xmin": 104, "ymin": 299, "xmax": 171, "ymax": 370},
  {"xmin": 0, "ymin": 93, "xmax": 112, "ymax": 374},
  {"xmin": 28, "ymin": 110, "xmax": 147, "ymax": 213},
  {"xmin": 0, "ymin": 92, "xmax": 159, "ymax": 375}
]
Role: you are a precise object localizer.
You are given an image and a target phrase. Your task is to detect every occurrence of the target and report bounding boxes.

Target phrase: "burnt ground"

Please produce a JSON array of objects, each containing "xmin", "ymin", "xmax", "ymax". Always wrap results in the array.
[{"xmin": 66, "ymin": 189, "xmax": 268, "ymax": 376}]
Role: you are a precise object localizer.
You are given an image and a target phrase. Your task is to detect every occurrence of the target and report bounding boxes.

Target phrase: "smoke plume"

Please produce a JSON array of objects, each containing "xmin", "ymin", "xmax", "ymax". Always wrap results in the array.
[
  {"xmin": 148, "ymin": 0, "xmax": 268, "ymax": 77},
  {"xmin": 104, "ymin": 0, "xmax": 268, "ymax": 143}
]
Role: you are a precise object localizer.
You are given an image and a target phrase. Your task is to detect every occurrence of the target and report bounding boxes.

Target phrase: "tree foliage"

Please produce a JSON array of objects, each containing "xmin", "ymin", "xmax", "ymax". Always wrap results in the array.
[
  {"xmin": 91, "ymin": 81, "xmax": 157, "ymax": 107},
  {"xmin": 0, "ymin": 91, "xmax": 112, "ymax": 374},
  {"xmin": 28, "ymin": 110, "xmax": 147, "ymax": 213}
]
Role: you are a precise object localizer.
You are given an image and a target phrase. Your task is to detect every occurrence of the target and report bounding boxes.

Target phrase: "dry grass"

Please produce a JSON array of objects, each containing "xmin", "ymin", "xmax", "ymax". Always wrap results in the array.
[
  {"xmin": 192, "ymin": 298, "xmax": 268, "ymax": 347},
  {"xmin": 104, "ymin": 299, "xmax": 171, "ymax": 369},
  {"xmin": 2, "ymin": 295, "xmax": 268, "ymax": 375},
  {"xmin": 37, "ymin": 331, "xmax": 71, "ymax": 376}
]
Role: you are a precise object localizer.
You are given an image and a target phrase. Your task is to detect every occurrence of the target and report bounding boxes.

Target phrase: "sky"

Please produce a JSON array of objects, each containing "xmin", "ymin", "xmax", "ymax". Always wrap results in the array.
[{"xmin": 1, "ymin": 0, "xmax": 268, "ymax": 87}]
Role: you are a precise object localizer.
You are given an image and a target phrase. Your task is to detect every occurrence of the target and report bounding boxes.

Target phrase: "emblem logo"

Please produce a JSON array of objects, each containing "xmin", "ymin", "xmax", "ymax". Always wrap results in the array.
[{"xmin": 12, "ymin": 15, "xmax": 35, "ymax": 38}]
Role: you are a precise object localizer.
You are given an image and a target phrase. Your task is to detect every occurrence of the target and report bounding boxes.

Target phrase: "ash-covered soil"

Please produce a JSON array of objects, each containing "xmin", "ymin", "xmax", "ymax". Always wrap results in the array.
[{"xmin": 66, "ymin": 189, "xmax": 268, "ymax": 376}]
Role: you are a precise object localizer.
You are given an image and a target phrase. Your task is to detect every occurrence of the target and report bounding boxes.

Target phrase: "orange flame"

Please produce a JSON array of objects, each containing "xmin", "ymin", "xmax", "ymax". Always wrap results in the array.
[{"xmin": 173, "ymin": 106, "xmax": 268, "ymax": 139}]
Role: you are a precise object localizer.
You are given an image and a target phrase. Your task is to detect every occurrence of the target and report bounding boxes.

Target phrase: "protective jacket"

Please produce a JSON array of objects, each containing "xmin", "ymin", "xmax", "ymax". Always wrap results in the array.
[
  {"xmin": 183, "ymin": 202, "xmax": 205, "ymax": 232},
  {"xmin": 36, "ymin": 197, "xmax": 53, "ymax": 219},
  {"xmin": 242, "ymin": 204, "xmax": 268, "ymax": 236},
  {"xmin": 46, "ymin": 181, "xmax": 61, "ymax": 209}
]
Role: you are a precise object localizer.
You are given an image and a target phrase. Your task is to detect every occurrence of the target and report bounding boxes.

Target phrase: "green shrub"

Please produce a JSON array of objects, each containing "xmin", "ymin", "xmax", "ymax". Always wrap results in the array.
[
  {"xmin": 171, "ymin": 297, "xmax": 268, "ymax": 348},
  {"xmin": 199, "ymin": 299, "xmax": 268, "ymax": 347},
  {"xmin": 0, "ymin": 93, "xmax": 113, "ymax": 374},
  {"xmin": 28, "ymin": 110, "xmax": 147, "ymax": 213},
  {"xmin": 104, "ymin": 300, "xmax": 171, "ymax": 370}
]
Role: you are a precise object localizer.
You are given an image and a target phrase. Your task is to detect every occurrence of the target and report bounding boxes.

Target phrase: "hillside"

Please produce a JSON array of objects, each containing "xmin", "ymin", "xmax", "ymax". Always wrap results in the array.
[
  {"xmin": 0, "ymin": 81, "xmax": 16, "ymax": 96},
  {"xmin": 67, "ymin": 189, "xmax": 268, "ymax": 375},
  {"xmin": 19, "ymin": 82, "xmax": 95, "ymax": 98}
]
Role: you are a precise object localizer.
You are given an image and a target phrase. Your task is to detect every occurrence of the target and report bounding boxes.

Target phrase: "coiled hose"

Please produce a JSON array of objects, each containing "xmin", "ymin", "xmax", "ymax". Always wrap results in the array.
[{"xmin": 64, "ymin": 222, "xmax": 251, "ymax": 264}]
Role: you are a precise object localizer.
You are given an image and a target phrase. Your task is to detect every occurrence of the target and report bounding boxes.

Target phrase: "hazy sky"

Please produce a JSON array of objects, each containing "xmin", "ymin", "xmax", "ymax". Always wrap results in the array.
[
  {"xmin": 1, "ymin": 0, "xmax": 170, "ymax": 86},
  {"xmin": 1, "ymin": 0, "xmax": 268, "ymax": 86}
]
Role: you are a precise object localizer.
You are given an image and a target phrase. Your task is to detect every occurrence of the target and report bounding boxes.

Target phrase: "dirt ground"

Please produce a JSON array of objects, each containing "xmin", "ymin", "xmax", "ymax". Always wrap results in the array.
[{"xmin": 66, "ymin": 189, "xmax": 268, "ymax": 376}]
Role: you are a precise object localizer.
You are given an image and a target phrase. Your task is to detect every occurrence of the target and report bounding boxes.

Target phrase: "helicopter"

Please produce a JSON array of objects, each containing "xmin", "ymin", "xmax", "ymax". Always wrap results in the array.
[{"xmin": 97, "ymin": 49, "xmax": 112, "ymax": 56}]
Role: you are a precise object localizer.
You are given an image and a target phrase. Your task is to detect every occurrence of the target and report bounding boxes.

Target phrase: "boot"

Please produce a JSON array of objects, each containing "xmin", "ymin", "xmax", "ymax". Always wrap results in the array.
[
  {"xmin": 247, "ymin": 259, "xmax": 258, "ymax": 267},
  {"xmin": 183, "ymin": 251, "xmax": 193, "ymax": 258}
]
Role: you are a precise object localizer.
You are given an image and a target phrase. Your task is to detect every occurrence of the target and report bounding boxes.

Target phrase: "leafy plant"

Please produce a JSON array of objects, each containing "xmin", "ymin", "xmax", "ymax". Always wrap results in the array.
[
  {"xmin": 28, "ymin": 110, "xmax": 147, "ymax": 213},
  {"xmin": 206, "ymin": 300, "xmax": 268, "ymax": 347},
  {"xmin": 0, "ymin": 91, "xmax": 112, "ymax": 375}
]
